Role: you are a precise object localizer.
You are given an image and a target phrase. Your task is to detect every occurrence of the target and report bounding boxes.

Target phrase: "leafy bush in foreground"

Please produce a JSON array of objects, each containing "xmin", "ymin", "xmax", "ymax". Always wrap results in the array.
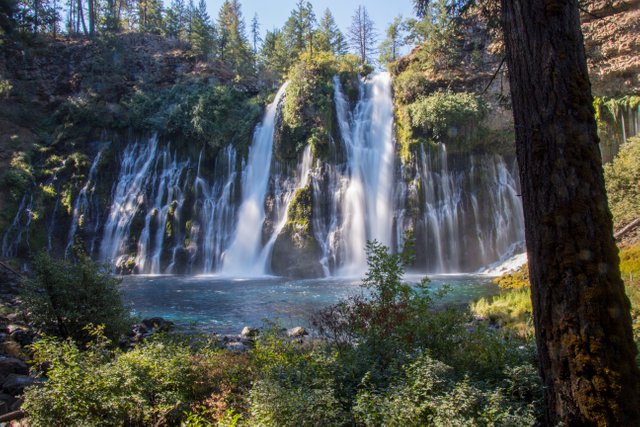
[{"xmin": 22, "ymin": 253, "xmax": 132, "ymax": 344}]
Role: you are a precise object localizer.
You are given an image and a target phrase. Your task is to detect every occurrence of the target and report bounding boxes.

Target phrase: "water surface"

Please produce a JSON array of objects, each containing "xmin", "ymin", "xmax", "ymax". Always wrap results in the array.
[{"xmin": 120, "ymin": 274, "xmax": 499, "ymax": 334}]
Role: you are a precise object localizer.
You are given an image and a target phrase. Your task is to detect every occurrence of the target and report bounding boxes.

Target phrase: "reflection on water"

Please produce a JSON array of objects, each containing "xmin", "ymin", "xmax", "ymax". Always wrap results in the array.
[{"xmin": 119, "ymin": 274, "xmax": 499, "ymax": 334}]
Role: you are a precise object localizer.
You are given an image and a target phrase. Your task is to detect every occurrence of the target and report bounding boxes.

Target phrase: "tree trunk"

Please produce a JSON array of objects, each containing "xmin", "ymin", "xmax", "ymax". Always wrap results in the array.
[{"xmin": 500, "ymin": 0, "xmax": 640, "ymax": 425}]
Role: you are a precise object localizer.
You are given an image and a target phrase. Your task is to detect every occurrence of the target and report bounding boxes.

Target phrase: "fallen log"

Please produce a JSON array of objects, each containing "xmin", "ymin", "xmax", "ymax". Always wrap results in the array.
[{"xmin": 615, "ymin": 217, "xmax": 640, "ymax": 241}]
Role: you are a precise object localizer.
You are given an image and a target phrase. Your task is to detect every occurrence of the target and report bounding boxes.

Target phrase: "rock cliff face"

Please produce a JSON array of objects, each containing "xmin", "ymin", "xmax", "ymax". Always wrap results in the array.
[{"xmin": 582, "ymin": 0, "xmax": 640, "ymax": 96}]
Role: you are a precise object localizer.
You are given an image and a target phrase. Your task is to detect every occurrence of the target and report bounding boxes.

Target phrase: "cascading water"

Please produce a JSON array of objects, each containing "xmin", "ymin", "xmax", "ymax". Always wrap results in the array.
[
  {"xmin": 313, "ymin": 73, "xmax": 396, "ymax": 275},
  {"xmin": 258, "ymin": 144, "xmax": 313, "ymax": 271},
  {"xmin": 400, "ymin": 143, "xmax": 525, "ymax": 272},
  {"xmin": 221, "ymin": 82, "xmax": 289, "ymax": 276},
  {"xmin": 134, "ymin": 148, "xmax": 189, "ymax": 274},
  {"xmin": 1, "ymin": 195, "xmax": 34, "ymax": 258},
  {"xmin": 195, "ymin": 145, "xmax": 238, "ymax": 274},
  {"xmin": 7, "ymin": 73, "xmax": 527, "ymax": 277},
  {"xmin": 66, "ymin": 149, "xmax": 104, "ymax": 256}
]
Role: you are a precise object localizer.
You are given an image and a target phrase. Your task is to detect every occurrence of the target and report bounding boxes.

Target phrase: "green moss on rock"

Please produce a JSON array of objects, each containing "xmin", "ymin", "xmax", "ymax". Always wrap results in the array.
[{"xmin": 270, "ymin": 185, "xmax": 323, "ymax": 278}]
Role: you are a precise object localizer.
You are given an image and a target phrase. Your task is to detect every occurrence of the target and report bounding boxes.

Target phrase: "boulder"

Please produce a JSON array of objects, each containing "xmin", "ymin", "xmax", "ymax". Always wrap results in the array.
[
  {"xmin": 0, "ymin": 357, "xmax": 28, "ymax": 381},
  {"xmin": 287, "ymin": 327, "xmax": 308, "ymax": 338},
  {"xmin": 225, "ymin": 341, "xmax": 248, "ymax": 352},
  {"xmin": 1, "ymin": 375, "xmax": 38, "ymax": 396},
  {"xmin": 240, "ymin": 326, "xmax": 259, "ymax": 338},
  {"xmin": 0, "ymin": 342, "xmax": 22, "ymax": 358},
  {"xmin": 10, "ymin": 330, "xmax": 33, "ymax": 347},
  {"xmin": 141, "ymin": 317, "xmax": 174, "ymax": 332}
]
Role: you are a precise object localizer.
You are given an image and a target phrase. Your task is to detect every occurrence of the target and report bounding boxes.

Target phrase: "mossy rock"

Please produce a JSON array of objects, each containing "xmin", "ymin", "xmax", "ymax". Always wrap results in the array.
[{"xmin": 270, "ymin": 185, "xmax": 323, "ymax": 278}]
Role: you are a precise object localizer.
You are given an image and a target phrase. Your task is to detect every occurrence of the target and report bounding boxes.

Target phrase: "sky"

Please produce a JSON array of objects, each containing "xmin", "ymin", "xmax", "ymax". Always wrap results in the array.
[{"xmin": 204, "ymin": 0, "xmax": 417, "ymax": 46}]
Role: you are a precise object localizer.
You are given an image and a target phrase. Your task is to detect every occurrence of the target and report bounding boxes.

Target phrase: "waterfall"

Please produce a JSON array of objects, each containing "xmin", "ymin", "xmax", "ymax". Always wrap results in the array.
[
  {"xmin": 195, "ymin": 145, "xmax": 238, "ymax": 273},
  {"xmin": 221, "ymin": 82, "xmax": 289, "ymax": 276},
  {"xmin": 1, "ymin": 195, "xmax": 34, "ymax": 258},
  {"xmin": 405, "ymin": 144, "xmax": 525, "ymax": 272},
  {"xmin": 66, "ymin": 149, "xmax": 103, "ymax": 256},
  {"xmin": 134, "ymin": 148, "xmax": 189, "ymax": 274},
  {"xmin": 318, "ymin": 73, "xmax": 396, "ymax": 275},
  {"xmin": 100, "ymin": 136, "xmax": 160, "ymax": 267},
  {"xmin": 3, "ymin": 73, "xmax": 529, "ymax": 277}
]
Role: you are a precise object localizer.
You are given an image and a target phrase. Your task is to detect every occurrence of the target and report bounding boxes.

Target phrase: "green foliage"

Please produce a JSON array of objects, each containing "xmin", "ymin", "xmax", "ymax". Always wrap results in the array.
[
  {"xmin": 471, "ymin": 289, "xmax": 534, "ymax": 340},
  {"xmin": 248, "ymin": 324, "xmax": 348, "ymax": 426},
  {"xmin": 127, "ymin": 82, "xmax": 261, "ymax": 153},
  {"xmin": 393, "ymin": 69, "xmax": 429, "ymax": 104},
  {"xmin": 278, "ymin": 53, "xmax": 341, "ymax": 161},
  {"xmin": 353, "ymin": 354, "xmax": 541, "ymax": 426},
  {"xmin": 24, "ymin": 333, "xmax": 198, "ymax": 426},
  {"xmin": 604, "ymin": 136, "xmax": 640, "ymax": 227},
  {"xmin": 2, "ymin": 150, "xmax": 34, "ymax": 201},
  {"xmin": 0, "ymin": 78, "xmax": 12, "ymax": 98},
  {"xmin": 21, "ymin": 253, "xmax": 132, "ymax": 344},
  {"xmin": 404, "ymin": 0, "xmax": 462, "ymax": 73},
  {"xmin": 408, "ymin": 90, "xmax": 485, "ymax": 143}
]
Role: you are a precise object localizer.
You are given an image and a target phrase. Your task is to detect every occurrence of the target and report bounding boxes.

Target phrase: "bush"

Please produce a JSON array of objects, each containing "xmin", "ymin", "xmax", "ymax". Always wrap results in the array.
[
  {"xmin": 22, "ymin": 253, "xmax": 133, "ymax": 344},
  {"xmin": 393, "ymin": 69, "xmax": 429, "ymax": 104},
  {"xmin": 353, "ymin": 354, "xmax": 541, "ymax": 426},
  {"xmin": 248, "ymin": 323, "xmax": 348, "ymax": 426},
  {"xmin": 24, "ymin": 333, "xmax": 198, "ymax": 426},
  {"xmin": 408, "ymin": 90, "xmax": 485, "ymax": 143},
  {"xmin": 604, "ymin": 136, "xmax": 640, "ymax": 227},
  {"xmin": 127, "ymin": 82, "xmax": 262, "ymax": 153}
]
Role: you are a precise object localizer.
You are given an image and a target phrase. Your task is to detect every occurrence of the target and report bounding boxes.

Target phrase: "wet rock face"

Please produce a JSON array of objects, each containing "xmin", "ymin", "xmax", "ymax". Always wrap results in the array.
[{"xmin": 582, "ymin": 0, "xmax": 640, "ymax": 96}]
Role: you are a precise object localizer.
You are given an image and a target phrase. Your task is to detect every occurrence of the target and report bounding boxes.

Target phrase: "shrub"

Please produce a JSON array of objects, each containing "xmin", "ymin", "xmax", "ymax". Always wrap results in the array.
[
  {"xmin": 23, "ymin": 333, "xmax": 198, "ymax": 426},
  {"xmin": 604, "ymin": 136, "xmax": 640, "ymax": 227},
  {"xmin": 248, "ymin": 324, "xmax": 348, "ymax": 426},
  {"xmin": 22, "ymin": 253, "xmax": 132, "ymax": 344},
  {"xmin": 353, "ymin": 354, "xmax": 540, "ymax": 426},
  {"xmin": 393, "ymin": 69, "xmax": 429, "ymax": 104},
  {"xmin": 408, "ymin": 90, "xmax": 485, "ymax": 143}
]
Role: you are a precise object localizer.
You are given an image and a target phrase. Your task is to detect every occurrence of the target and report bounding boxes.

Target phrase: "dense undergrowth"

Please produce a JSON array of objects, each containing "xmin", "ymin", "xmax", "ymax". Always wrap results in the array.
[{"xmin": 20, "ymin": 242, "xmax": 543, "ymax": 426}]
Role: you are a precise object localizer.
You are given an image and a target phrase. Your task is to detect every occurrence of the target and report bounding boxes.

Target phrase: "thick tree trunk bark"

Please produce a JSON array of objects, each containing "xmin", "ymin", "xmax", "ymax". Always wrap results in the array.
[{"xmin": 500, "ymin": 0, "xmax": 640, "ymax": 425}]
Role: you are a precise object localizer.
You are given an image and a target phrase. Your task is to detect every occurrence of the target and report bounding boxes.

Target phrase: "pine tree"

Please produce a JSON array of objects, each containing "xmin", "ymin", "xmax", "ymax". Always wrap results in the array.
[
  {"xmin": 316, "ymin": 8, "xmax": 346, "ymax": 56},
  {"xmin": 250, "ymin": 12, "xmax": 261, "ymax": 55},
  {"xmin": 164, "ymin": 0, "xmax": 186, "ymax": 39},
  {"xmin": 282, "ymin": 0, "xmax": 316, "ymax": 58},
  {"xmin": 379, "ymin": 16, "xmax": 404, "ymax": 64},
  {"xmin": 216, "ymin": 0, "xmax": 253, "ymax": 75},
  {"xmin": 189, "ymin": 0, "xmax": 214, "ymax": 58},
  {"xmin": 259, "ymin": 28, "xmax": 289, "ymax": 82}
]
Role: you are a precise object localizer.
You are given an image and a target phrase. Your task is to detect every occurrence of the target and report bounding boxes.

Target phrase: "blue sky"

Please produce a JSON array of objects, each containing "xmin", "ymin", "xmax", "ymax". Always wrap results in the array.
[{"xmin": 204, "ymin": 0, "xmax": 417, "ymax": 47}]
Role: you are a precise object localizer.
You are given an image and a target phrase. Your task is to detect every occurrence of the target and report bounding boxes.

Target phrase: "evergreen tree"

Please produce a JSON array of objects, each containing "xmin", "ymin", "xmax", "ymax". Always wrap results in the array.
[
  {"xmin": 250, "ymin": 12, "xmax": 260, "ymax": 54},
  {"xmin": 138, "ymin": 0, "xmax": 163, "ymax": 34},
  {"xmin": 500, "ymin": 0, "xmax": 640, "ymax": 423},
  {"xmin": 404, "ymin": 0, "xmax": 460, "ymax": 70},
  {"xmin": 259, "ymin": 28, "xmax": 289, "ymax": 82},
  {"xmin": 379, "ymin": 16, "xmax": 404, "ymax": 64},
  {"xmin": 189, "ymin": 0, "xmax": 214, "ymax": 58},
  {"xmin": 348, "ymin": 5, "xmax": 377, "ymax": 65},
  {"xmin": 282, "ymin": 0, "xmax": 316, "ymax": 58},
  {"xmin": 216, "ymin": 0, "xmax": 252, "ymax": 74},
  {"xmin": 163, "ymin": 0, "xmax": 186, "ymax": 39},
  {"xmin": 316, "ymin": 8, "xmax": 346, "ymax": 56}
]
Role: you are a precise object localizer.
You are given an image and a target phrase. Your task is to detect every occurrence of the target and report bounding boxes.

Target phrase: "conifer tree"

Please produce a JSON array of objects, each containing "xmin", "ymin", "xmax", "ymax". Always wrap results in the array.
[
  {"xmin": 216, "ymin": 0, "xmax": 253, "ymax": 74},
  {"xmin": 189, "ymin": 0, "xmax": 214, "ymax": 58}
]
